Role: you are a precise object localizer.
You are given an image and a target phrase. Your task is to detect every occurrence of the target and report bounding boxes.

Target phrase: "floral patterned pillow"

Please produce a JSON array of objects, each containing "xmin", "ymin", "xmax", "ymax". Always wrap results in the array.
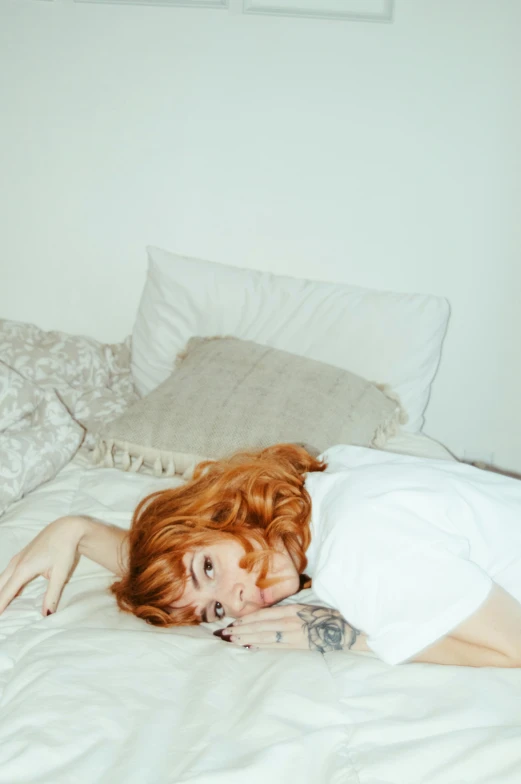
[
  {"xmin": 0, "ymin": 362, "xmax": 83, "ymax": 516},
  {"xmin": 0, "ymin": 319, "xmax": 138, "ymax": 516},
  {"xmin": 0, "ymin": 363, "xmax": 37, "ymax": 431},
  {"xmin": 0, "ymin": 319, "xmax": 138, "ymax": 449}
]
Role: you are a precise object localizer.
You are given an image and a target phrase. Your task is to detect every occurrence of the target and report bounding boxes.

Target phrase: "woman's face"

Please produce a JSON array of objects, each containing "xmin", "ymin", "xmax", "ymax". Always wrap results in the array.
[{"xmin": 171, "ymin": 539, "xmax": 300, "ymax": 623}]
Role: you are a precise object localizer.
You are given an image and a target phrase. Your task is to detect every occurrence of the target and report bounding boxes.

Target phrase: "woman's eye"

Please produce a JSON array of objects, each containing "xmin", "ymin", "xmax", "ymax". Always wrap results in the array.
[
  {"xmin": 215, "ymin": 601, "xmax": 225, "ymax": 620},
  {"xmin": 204, "ymin": 557, "xmax": 214, "ymax": 578}
]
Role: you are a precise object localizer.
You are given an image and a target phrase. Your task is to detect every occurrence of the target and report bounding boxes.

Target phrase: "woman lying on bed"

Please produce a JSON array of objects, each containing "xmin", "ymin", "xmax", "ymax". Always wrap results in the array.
[{"xmin": 1, "ymin": 444, "xmax": 521, "ymax": 668}]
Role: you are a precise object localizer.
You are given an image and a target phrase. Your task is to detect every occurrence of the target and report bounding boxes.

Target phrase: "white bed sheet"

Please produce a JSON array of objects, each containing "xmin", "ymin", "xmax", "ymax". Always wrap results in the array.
[{"xmin": 1, "ymin": 436, "xmax": 520, "ymax": 784}]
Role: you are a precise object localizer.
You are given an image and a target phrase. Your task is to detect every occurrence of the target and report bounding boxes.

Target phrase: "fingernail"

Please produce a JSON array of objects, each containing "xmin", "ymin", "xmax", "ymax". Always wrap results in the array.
[
  {"xmin": 213, "ymin": 629, "xmax": 232, "ymax": 642},
  {"xmin": 242, "ymin": 645, "xmax": 252, "ymax": 650},
  {"xmin": 46, "ymin": 610, "xmax": 53, "ymax": 617}
]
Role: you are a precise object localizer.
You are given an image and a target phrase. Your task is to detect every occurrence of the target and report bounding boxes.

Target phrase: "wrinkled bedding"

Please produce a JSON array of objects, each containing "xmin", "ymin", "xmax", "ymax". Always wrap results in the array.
[
  {"xmin": 1, "ymin": 320, "xmax": 520, "ymax": 784},
  {"xmin": 0, "ymin": 455, "xmax": 520, "ymax": 784}
]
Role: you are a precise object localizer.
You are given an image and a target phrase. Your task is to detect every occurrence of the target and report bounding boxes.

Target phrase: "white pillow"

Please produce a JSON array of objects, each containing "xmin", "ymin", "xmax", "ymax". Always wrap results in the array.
[{"xmin": 131, "ymin": 247, "xmax": 450, "ymax": 431}]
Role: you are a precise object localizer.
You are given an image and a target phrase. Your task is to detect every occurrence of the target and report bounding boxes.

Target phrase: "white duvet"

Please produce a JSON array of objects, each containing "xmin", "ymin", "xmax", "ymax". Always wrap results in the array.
[{"xmin": 1, "ymin": 447, "xmax": 520, "ymax": 784}]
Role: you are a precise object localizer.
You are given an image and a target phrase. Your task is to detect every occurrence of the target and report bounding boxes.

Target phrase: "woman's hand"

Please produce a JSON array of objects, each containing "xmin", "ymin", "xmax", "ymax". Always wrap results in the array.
[
  {"xmin": 0, "ymin": 516, "xmax": 87, "ymax": 617},
  {"xmin": 214, "ymin": 604, "xmax": 370, "ymax": 653}
]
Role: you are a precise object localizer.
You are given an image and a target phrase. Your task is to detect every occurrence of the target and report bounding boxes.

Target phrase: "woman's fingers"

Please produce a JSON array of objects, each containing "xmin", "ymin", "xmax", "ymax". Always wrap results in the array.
[
  {"xmin": 234, "ymin": 604, "xmax": 304, "ymax": 625},
  {"xmin": 214, "ymin": 605, "xmax": 344, "ymax": 652},
  {"xmin": 216, "ymin": 605, "xmax": 307, "ymax": 644},
  {"xmin": 0, "ymin": 559, "xmax": 69, "ymax": 617},
  {"xmin": 0, "ymin": 519, "xmax": 87, "ymax": 618},
  {"xmin": 225, "ymin": 617, "xmax": 301, "ymax": 637},
  {"xmin": 218, "ymin": 612, "xmax": 307, "ymax": 649},
  {"xmin": 226, "ymin": 628, "xmax": 296, "ymax": 646},
  {"xmin": 42, "ymin": 564, "xmax": 70, "ymax": 617},
  {"xmin": 0, "ymin": 566, "xmax": 30, "ymax": 614},
  {"xmin": 0, "ymin": 558, "xmax": 17, "ymax": 594}
]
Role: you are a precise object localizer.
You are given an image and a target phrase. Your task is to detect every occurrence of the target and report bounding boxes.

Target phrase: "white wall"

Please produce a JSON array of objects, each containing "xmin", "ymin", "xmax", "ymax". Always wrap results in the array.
[{"xmin": 1, "ymin": 0, "xmax": 520, "ymax": 470}]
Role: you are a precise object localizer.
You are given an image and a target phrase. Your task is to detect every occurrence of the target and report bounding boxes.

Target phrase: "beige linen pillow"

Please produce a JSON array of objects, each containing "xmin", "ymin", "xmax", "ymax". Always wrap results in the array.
[{"xmin": 93, "ymin": 337, "xmax": 404, "ymax": 477}]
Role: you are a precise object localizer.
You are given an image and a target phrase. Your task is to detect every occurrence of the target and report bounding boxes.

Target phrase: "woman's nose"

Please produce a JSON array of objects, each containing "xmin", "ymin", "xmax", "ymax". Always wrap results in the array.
[{"xmin": 227, "ymin": 584, "xmax": 245, "ymax": 616}]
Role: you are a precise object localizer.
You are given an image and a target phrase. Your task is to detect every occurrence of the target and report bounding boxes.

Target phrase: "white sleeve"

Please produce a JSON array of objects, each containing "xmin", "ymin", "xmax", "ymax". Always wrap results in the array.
[
  {"xmin": 319, "ymin": 444, "xmax": 425, "ymax": 474},
  {"xmin": 310, "ymin": 455, "xmax": 494, "ymax": 665},
  {"xmin": 355, "ymin": 544, "xmax": 492, "ymax": 665},
  {"xmin": 319, "ymin": 444, "xmax": 382, "ymax": 471}
]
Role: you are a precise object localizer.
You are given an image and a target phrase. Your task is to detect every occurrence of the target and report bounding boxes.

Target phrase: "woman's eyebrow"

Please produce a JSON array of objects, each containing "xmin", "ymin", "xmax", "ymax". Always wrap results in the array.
[{"xmin": 190, "ymin": 556, "xmax": 200, "ymax": 590}]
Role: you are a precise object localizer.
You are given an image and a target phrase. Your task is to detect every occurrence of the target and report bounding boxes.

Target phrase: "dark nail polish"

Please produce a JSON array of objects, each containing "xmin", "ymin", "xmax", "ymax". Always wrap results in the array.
[
  {"xmin": 213, "ymin": 629, "xmax": 232, "ymax": 642},
  {"xmin": 46, "ymin": 610, "xmax": 52, "ymax": 616},
  {"xmin": 242, "ymin": 645, "xmax": 252, "ymax": 650}
]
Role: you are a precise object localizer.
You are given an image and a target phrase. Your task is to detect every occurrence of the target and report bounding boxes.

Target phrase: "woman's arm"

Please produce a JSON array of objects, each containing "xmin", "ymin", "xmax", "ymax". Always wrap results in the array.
[
  {"xmin": 0, "ymin": 515, "xmax": 128, "ymax": 617},
  {"xmin": 218, "ymin": 585, "xmax": 521, "ymax": 668},
  {"xmin": 409, "ymin": 584, "xmax": 521, "ymax": 667},
  {"xmin": 410, "ymin": 636, "xmax": 518, "ymax": 667},
  {"xmin": 78, "ymin": 517, "xmax": 128, "ymax": 576}
]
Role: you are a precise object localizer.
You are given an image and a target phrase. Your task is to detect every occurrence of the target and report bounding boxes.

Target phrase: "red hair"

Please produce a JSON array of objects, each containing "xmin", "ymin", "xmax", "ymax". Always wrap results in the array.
[{"xmin": 111, "ymin": 443, "xmax": 326, "ymax": 626}]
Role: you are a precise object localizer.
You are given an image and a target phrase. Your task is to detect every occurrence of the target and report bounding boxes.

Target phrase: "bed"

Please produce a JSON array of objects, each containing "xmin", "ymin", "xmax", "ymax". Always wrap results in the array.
[{"xmin": 1, "ymin": 248, "xmax": 520, "ymax": 784}]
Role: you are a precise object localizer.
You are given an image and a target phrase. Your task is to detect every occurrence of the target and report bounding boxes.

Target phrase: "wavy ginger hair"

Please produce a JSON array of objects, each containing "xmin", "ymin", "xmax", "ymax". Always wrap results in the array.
[{"xmin": 111, "ymin": 443, "xmax": 326, "ymax": 627}]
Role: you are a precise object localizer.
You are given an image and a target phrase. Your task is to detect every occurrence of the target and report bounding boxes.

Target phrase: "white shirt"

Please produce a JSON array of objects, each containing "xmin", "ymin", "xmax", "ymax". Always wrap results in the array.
[{"xmin": 304, "ymin": 445, "xmax": 521, "ymax": 665}]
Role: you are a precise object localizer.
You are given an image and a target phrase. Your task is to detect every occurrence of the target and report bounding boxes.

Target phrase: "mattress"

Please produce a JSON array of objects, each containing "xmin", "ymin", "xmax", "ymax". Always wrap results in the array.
[{"xmin": 1, "ymin": 435, "xmax": 520, "ymax": 784}]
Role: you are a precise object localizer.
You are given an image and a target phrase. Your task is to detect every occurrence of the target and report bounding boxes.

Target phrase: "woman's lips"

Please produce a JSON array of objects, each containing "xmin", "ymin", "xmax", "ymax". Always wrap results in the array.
[{"xmin": 260, "ymin": 588, "xmax": 271, "ymax": 607}]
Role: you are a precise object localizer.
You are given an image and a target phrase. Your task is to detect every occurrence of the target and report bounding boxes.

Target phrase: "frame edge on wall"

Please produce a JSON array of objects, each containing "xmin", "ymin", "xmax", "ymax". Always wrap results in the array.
[
  {"xmin": 73, "ymin": 0, "xmax": 229, "ymax": 8},
  {"xmin": 242, "ymin": 0, "xmax": 394, "ymax": 23}
]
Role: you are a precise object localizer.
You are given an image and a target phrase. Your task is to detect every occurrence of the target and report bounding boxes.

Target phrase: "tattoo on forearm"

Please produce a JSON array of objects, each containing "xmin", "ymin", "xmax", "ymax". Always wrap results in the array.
[{"xmin": 296, "ymin": 606, "xmax": 361, "ymax": 653}]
